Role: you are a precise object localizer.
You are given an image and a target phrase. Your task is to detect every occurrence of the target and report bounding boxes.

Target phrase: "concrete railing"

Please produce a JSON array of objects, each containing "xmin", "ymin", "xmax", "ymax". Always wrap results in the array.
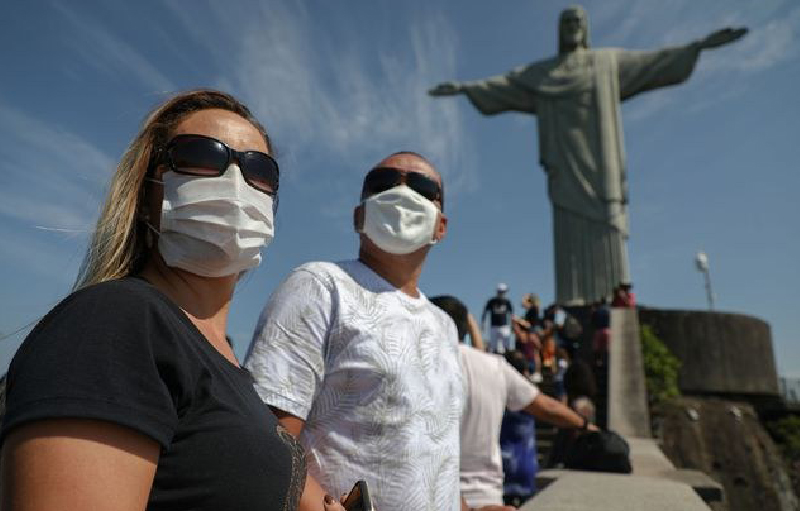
[{"xmin": 608, "ymin": 308, "xmax": 650, "ymax": 438}]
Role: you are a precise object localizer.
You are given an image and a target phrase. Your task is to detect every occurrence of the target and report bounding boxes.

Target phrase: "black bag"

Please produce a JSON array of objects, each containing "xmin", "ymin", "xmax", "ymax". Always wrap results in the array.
[
  {"xmin": 564, "ymin": 430, "xmax": 632, "ymax": 474},
  {"xmin": 561, "ymin": 315, "xmax": 583, "ymax": 341}
]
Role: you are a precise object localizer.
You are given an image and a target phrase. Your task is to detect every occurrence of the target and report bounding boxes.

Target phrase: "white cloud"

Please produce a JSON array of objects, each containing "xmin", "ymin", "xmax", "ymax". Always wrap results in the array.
[
  {"xmin": 0, "ymin": 104, "xmax": 111, "ymax": 231},
  {"xmin": 204, "ymin": 1, "xmax": 475, "ymax": 198},
  {"xmin": 52, "ymin": 2, "xmax": 176, "ymax": 93},
  {"xmin": 593, "ymin": 0, "xmax": 800, "ymax": 120},
  {"xmin": 725, "ymin": 10, "xmax": 799, "ymax": 71},
  {"xmin": 0, "ymin": 224, "xmax": 84, "ymax": 286}
]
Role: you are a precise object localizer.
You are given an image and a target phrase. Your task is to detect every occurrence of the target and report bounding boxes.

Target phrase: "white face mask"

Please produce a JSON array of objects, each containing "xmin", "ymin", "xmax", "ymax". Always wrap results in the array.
[
  {"xmin": 360, "ymin": 185, "xmax": 439, "ymax": 255},
  {"xmin": 152, "ymin": 164, "xmax": 275, "ymax": 277}
]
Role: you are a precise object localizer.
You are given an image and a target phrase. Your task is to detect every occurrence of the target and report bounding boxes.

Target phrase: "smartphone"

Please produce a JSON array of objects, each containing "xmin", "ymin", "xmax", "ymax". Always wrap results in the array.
[{"xmin": 342, "ymin": 480, "xmax": 374, "ymax": 511}]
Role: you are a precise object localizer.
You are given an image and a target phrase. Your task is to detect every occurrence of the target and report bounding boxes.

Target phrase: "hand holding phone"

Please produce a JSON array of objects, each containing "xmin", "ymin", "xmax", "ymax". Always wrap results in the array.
[{"xmin": 342, "ymin": 480, "xmax": 374, "ymax": 511}]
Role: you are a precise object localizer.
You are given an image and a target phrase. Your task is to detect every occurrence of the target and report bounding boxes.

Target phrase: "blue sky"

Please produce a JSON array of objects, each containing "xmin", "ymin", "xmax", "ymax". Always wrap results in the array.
[{"xmin": 1, "ymin": 0, "xmax": 798, "ymax": 376}]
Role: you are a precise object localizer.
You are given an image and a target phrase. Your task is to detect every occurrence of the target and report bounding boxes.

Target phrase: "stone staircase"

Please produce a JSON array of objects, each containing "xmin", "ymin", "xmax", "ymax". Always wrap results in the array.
[
  {"xmin": 534, "ymin": 369, "xmax": 559, "ymax": 468},
  {"xmin": 533, "ymin": 346, "xmax": 610, "ymax": 469}
]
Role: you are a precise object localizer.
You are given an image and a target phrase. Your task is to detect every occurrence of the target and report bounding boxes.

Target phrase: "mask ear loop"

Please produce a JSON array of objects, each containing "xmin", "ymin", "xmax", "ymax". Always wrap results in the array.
[
  {"xmin": 143, "ymin": 219, "xmax": 160, "ymax": 248},
  {"xmin": 141, "ymin": 176, "xmax": 163, "ymax": 249}
]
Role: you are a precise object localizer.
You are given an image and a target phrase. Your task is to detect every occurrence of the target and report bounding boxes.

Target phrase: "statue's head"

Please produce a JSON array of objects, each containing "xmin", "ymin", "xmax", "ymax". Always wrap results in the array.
[{"xmin": 558, "ymin": 5, "xmax": 590, "ymax": 53}]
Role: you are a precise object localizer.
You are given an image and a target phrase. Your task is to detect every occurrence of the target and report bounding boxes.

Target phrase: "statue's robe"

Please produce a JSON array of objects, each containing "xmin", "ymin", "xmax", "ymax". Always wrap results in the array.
[{"xmin": 461, "ymin": 45, "xmax": 700, "ymax": 304}]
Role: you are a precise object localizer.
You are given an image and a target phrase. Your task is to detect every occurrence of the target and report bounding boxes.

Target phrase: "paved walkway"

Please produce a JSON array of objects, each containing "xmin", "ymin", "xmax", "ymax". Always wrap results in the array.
[{"xmin": 522, "ymin": 471, "xmax": 711, "ymax": 511}]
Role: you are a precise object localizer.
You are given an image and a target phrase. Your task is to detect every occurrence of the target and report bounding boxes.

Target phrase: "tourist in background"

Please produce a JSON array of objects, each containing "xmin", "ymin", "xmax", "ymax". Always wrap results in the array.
[
  {"xmin": 611, "ymin": 282, "xmax": 635, "ymax": 308},
  {"xmin": 591, "ymin": 297, "xmax": 611, "ymax": 367},
  {"xmin": 482, "ymin": 283, "xmax": 514, "ymax": 353},
  {"xmin": 432, "ymin": 295, "xmax": 485, "ymax": 351},
  {"xmin": 512, "ymin": 293, "xmax": 543, "ymax": 381},
  {"xmin": 432, "ymin": 295, "xmax": 595, "ymax": 509}
]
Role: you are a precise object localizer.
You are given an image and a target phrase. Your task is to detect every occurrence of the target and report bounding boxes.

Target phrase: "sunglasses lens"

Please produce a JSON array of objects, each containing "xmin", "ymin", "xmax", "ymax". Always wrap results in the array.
[
  {"xmin": 169, "ymin": 136, "xmax": 228, "ymax": 176},
  {"xmin": 363, "ymin": 167, "xmax": 441, "ymax": 203},
  {"xmin": 406, "ymin": 173, "xmax": 441, "ymax": 202},
  {"xmin": 240, "ymin": 152, "xmax": 280, "ymax": 194},
  {"xmin": 364, "ymin": 168, "xmax": 401, "ymax": 196}
]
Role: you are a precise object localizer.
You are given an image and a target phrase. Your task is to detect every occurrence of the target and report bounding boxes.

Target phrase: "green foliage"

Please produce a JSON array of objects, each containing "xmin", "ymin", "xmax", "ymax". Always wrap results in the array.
[
  {"xmin": 767, "ymin": 415, "xmax": 800, "ymax": 460},
  {"xmin": 640, "ymin": 324, "xmax": 681, "ymax": 406}
]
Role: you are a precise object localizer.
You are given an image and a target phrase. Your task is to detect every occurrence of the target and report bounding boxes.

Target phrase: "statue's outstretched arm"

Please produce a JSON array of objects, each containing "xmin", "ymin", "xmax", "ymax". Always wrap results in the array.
[
  {"xmin": 694, "ymin": 27, "xmax": 748, "ymax": 51},
  {"xmin": 428, "ymin": 81, "xmax": 465, "ymax": 96}
]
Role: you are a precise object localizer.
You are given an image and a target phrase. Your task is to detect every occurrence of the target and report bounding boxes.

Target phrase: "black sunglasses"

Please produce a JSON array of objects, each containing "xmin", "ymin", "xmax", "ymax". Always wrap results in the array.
[
  {"xmin": 362, "ymin": 167, "xmax": 443, "ymax": 206},
  {"xmin": 154, "ymin": 134, "xmax": 279, "ymax": 196}
]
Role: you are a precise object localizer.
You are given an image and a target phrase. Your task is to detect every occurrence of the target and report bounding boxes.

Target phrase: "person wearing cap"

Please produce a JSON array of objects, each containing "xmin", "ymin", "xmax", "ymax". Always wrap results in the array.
[{"xmin": 482, "ymin": 284, "xmax": 514, "ymax": 354}]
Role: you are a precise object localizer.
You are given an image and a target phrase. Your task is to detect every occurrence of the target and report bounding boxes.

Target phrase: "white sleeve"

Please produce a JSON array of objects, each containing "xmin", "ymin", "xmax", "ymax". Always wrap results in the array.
[
  {"xmin": 244, "ymin": 267, "xmax": 333, "ymax": 419},
  {"xmin": 503, "ymin": 359, "xmax": 539, "ymax": 412}
]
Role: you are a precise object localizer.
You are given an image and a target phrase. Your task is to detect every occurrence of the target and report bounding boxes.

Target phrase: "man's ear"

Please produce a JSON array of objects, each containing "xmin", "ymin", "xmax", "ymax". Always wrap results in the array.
[
  {"xmin": 354, "ymin": 204, "xmax": 364, "ymax": 232},
  {"xmin": 434, "ymin": 213, "xmax": 448, "ymax": 242}
]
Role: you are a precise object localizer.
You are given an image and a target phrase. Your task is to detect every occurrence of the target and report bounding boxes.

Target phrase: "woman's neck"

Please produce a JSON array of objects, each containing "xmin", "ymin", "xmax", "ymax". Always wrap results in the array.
[{"xmin": 139, "ymin": 253, "xmax": 238, "ymax": 364}]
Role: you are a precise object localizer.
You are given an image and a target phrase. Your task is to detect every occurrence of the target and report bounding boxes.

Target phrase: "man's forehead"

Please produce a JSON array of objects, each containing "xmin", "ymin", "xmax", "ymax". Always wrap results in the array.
[{"xmin": 376, "ymin": 154, "xmax": 441, "ymax": 183}]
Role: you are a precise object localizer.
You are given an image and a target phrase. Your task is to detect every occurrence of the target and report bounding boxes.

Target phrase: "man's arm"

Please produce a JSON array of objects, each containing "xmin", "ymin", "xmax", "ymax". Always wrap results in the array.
[
  {"xmin": 524, "ymin": 393, "xmax": 598, "ymax": 431},
  {"xmin": 271, "ymin": 407, "xmax": 306, "ymax": 437},
  {"xmin": 244, "ymin": 267, "xmax": 338, "ymax": 511},
  {"xmin": 271, "ymin": 408, "xmax": 343, "ymax": 511}
]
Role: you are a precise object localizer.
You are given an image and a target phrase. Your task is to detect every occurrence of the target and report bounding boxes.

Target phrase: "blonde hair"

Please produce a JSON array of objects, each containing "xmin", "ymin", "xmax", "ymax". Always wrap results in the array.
[{"xmin": 72, "ymin": 89, "xmax": 271, "ymax": 291}]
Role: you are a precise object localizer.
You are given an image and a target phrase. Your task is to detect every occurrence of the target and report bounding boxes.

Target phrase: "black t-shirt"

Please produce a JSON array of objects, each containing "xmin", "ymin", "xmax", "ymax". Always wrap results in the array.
[
  {"xmin": 524, "ymin": 306, "xmax": 540, "ymax": 330},
  {"xmin": 484, "ymin": 297, "xmax": 513, "ymax": 326},
  {"xmin": 1, "ymin": 277, "xmax": 305, "ymax": 511},
  {"xmin": 591, "ymin": 306, "xmax": 611, "ymax": 329}
]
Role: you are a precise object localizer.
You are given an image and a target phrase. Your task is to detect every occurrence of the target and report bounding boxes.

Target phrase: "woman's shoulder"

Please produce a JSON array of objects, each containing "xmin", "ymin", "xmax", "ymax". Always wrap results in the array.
[
  {"xmin": 68, "ymin": 276, "xmax": 163, "ymax": 304},
  {"xmin": 22, "ymin": 277, "xmax": 178, "ymax": 352},
  {"xmin": 51, "ymin": 277, "xmax": 179, "ymax": 322}
]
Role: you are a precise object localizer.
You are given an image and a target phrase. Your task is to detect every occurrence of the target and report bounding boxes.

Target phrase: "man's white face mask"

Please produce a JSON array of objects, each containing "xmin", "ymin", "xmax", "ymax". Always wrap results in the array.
[
  {"xmin": 360, "ymin": 185, "xmax": 439, "ymax": 255},
  {"xmin": 150, "ymin": 164, "xmax": 275, "ymax": 277}
]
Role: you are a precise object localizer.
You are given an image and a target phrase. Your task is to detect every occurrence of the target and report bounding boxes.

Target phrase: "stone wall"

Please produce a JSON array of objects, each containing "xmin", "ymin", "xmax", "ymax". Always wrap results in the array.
[
  {"xmin": 658, "ymin": 397, "xmax": 797, "ymax": 511},
  {"xmin": 637, "ymin": 308, "xmax": 779, "ymax": 397}
]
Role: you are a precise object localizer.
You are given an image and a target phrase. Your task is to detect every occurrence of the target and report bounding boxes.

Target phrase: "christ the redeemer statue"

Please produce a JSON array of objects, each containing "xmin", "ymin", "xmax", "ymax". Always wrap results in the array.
[{"xmin": 430, "ymin": 6, "xmax": 746, "ymax": 305}]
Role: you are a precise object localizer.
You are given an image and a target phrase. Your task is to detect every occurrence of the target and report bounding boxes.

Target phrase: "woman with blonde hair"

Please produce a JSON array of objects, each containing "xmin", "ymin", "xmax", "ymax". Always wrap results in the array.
[{"xmin": 0, "ymin": 90, "xmax": 341, "ymax": 511}]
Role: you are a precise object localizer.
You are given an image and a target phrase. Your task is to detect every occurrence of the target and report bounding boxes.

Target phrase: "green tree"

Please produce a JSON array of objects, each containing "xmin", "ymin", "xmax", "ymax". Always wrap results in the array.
[
  {"xmin": 640, "ymin": 324, "xmax": 681, "ymax": 406},
  {"xmin": 767, "ymin": 415, "xmax": 800, "ymax": 460}
]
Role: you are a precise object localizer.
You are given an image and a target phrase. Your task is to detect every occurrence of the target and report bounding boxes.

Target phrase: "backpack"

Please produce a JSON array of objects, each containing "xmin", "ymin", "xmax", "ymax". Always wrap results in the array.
[
  {"xmin": 564, "ymin": 430, "xmax": 632, "ymax": 474},
  {"xmin": 561, "ymin": 315, "xmax": 583, "ymax": 341}
]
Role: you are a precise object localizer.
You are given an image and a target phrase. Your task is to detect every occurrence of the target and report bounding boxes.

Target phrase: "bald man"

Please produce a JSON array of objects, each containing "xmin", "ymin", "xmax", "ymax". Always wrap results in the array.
[{"xmin": 246, "ymin": 153, "xmax": 478, "ymax": 511}]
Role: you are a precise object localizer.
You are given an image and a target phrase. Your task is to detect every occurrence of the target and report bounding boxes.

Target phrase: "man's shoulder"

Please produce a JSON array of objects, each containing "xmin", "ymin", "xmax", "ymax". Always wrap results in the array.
[
  {"xmin": 291, "ymin": 260, "xmax": 341, "ymax": 276},
  {"xmin": 426, "ymin": 301, "xmax": 459, "ymax": 332},
  {"xmin": 287, "ymin": 260, "xmax": 359, "ymax": 284}
]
